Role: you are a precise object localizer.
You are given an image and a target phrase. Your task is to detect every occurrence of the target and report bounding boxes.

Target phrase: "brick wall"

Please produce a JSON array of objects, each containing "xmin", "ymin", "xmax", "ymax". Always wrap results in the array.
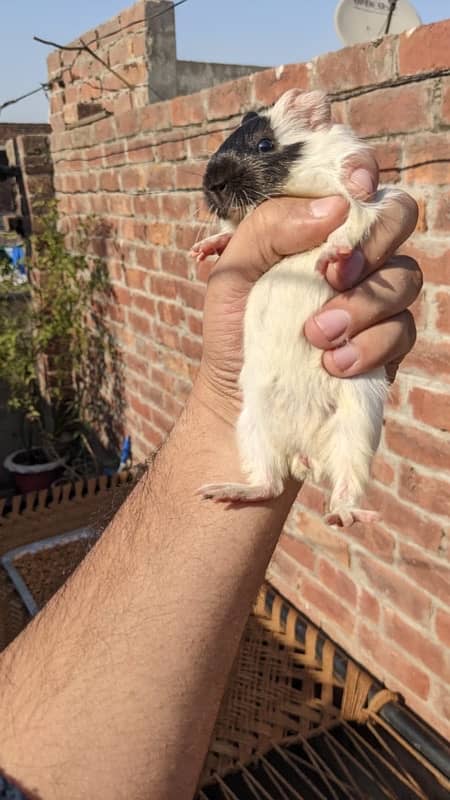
[
  {"xmin": 0, "ymin": 123, "xmax": 50, "ymax": 148},
  {"xmin": 48, "ymin": 13, "xmax": 450, "ymax": 739}
]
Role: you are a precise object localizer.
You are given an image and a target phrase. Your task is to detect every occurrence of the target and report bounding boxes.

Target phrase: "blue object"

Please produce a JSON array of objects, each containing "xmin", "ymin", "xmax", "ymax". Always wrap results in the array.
[{"xmin": 11, "ymin": 246, "xmax": 25, "ymax": 276}]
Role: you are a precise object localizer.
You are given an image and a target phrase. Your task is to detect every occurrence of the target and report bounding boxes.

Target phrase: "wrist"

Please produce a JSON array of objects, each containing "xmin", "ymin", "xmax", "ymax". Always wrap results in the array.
[{"xmin": 191, "ymin": 367, "xmax": 242, "ymax": 428}]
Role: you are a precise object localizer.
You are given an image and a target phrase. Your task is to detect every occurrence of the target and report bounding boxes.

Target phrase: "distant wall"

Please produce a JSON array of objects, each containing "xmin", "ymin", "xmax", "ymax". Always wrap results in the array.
[
  {"xmin": 48, "ymin": 8, "xmax": 450, "ymax": 741},
  {"xmin": 0, "ymin": 123, "xmax": 50, "ymax": 148}
]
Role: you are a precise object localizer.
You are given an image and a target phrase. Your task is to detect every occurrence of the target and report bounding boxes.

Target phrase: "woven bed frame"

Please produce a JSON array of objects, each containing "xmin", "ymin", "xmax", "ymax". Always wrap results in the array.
[{"xmin": 0, "ymin": 477, "xmax": 449, "ymax": 799}]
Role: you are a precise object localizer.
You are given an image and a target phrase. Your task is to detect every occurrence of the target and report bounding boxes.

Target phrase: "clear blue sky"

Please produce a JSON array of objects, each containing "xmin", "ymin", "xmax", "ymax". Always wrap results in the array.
[{"xmin": 1, "ymin": 0, "xmax": 448, "ymax": 122}]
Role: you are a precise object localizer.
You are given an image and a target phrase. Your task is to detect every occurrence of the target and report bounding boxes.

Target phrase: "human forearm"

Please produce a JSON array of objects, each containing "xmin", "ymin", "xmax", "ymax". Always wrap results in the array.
[{"xmin": 0, "ymin": 387, "xmax": 298, "ymax": 800}]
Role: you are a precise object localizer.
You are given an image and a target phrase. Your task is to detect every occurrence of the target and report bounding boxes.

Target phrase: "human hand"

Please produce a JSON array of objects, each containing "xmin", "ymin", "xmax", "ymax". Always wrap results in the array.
[{"xmin": 195, "ymin": 157, "xmax": 420, "ymax": 422}]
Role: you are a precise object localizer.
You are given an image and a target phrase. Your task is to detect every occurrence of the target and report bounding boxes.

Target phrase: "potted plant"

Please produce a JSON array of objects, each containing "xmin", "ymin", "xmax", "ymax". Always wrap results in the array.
[{"xmin": 0, "ymin": 204, "xmax": 122, "ymax": 493}]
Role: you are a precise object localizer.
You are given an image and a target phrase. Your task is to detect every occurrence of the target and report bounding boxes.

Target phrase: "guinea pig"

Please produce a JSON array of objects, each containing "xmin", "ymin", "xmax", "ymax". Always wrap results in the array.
[{"xmin": 192, "ymin": 89, "xmax": 396, "ymax": 526}]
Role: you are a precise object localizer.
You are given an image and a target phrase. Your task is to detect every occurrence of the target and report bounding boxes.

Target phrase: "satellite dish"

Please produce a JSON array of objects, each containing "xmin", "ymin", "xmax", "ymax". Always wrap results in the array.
[{"xmin": 335, "ymin": 0, "xmax": 422, "ymax": 46}]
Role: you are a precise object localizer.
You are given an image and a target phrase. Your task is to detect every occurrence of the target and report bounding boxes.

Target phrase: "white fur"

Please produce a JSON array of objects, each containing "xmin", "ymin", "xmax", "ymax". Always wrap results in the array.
[{"xmin": 199, "ymin": 91, "xmax": 394, "ymax": 526}]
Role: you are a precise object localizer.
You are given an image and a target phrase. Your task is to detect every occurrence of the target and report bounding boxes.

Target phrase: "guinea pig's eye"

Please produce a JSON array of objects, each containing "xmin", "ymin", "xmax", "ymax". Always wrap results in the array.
[{"xmin": 257, "ymin": 138, "xmax": 274, "ymax": 153}]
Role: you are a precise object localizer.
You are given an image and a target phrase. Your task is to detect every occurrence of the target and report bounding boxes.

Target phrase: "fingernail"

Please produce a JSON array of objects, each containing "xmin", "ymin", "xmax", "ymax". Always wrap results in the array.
[
  {"xmin": 332, "ymin": 342, "xmax": 359, "ymax": 371},
  {"xmin": 349, "ymin": 168, "xmax": 374, "ymax": 196},
  {"xmin": 310, "ymin": 196, "xmax": 343, "ymax": 218},
  {"xmin": 314, "ymin": 309, "xmax": 350, "ymax": 341},
  {"xmin": 344, "ymin": 249, "xmax": 365, "ymax": 285}
]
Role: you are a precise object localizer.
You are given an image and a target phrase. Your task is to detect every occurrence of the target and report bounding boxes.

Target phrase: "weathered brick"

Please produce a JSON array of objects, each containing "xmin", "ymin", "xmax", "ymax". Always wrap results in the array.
[
  {"xmin": 436, "ymin": 291, "xmax": 450, "ymax": 334},
  {"xmin": 383, "ymin": 608, "xmax": 448, "ymax": 682},
  {"xmin": 356, "ymin": 553, "xmax": 432, "ymax": 624},
  {"xmin": 300, "ymin": 576, "xmax": 355, "ymax": 635},
  {"xmin": 399, "ymin": 20, "xmax": 450, "ymax": 75},
  {"xmin": 317, "ymin": 558, "xmax": 357, "ymax": 607},
  {"xmin": 385, "ymin": 418, "xmax": 450, "ymax": 472},
  {"xmin": 358, "ymin": 588, "xmax": 380, "ymax": 625},
  {"xmin": 402, "ymin": 337, "xmax": 450, "ymax": 383},
  {"xmin": 278, "ymin": 533, "xmax": 316, "ymax": 571},
  {"xmin": 366, "ymin": 482, "xmax": 442, "ymax": 551},
  {"xmin": 252, "ymin": 63, "xmax": 309, "ymax": 107},
  {"xmin": 358, "ymin": 623, "xmax": 430, "ymax": 700},
  {"xmin": 402, "ymin": 242, "xmax": 449, "ymax": 285},
  {"xmin": 207, "ymin": 78, "xmax": 252, "ymax": 121},
  {"xmin": 315, "ymin": 37, "xmax": 394, "ymax": 92},
  {"xmin": 403, "ymin": 133, "xmax": 450, "ymax": 185},
  {"xmin": 347, "ymin": 84, "xmax": 432, "ymax": 137},
  {"xmin": 160, "ymin": 250, "xmax": 189, "ymax": 278},
  {"xmin": 399, "ymin": 541, "xmax": 450, "ymax": 605},
  {"xmin": 170, "ymin": 93, "xmax": 205, "ymax": 127},
  {"xmin": 295, "ymin": 510, "xmax": 350, "ymax": 567},
  {"xmin": 409, "ymin": 386, "xmax": 450, "ymax": 433},
  {"xmin": 399, "ymin": 463, "xmax": 450, "ymax": 518},
  {"xmin": 435, "ymin": 608, "xmax": 450, "ymax": 648}
]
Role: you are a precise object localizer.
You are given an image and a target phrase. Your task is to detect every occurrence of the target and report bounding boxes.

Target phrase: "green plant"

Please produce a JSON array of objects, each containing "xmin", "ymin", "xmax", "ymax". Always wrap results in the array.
[{"xmin": 0, "ymin": 203, "xmax": 123, "ymax": 475}]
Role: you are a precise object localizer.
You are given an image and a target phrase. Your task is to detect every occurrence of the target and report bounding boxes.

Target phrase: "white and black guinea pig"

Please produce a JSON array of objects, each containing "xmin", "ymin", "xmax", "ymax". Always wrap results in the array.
[{"xmin": 193, "ymin": 89, "xmax": 397, "ymax": 527}]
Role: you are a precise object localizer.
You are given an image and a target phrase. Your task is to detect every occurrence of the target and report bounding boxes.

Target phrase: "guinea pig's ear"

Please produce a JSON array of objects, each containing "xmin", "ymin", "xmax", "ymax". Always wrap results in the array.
[
  {"xmin": 241, "ymin": 111, "xmax": 259, "ymax": 125},
  {"xmin": 274, "ymin": 89, "xmax": 331, "ymax": 131}
]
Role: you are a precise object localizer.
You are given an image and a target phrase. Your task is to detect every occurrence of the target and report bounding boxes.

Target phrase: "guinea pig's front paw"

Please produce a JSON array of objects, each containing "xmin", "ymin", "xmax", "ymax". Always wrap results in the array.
[
  {"xmin": 189, "ymin": 232, "xmax": 233, "ymax": 262},
  {"xmin": 315, "ymin": 242, "xmax": 354, "ymax": 275}
]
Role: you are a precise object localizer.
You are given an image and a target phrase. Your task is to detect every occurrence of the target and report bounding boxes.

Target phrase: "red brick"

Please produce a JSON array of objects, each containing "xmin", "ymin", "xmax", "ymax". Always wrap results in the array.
[
  {"xmin": 300, "ymin": 576, "xmax": 355, "ymax": 635},
  {"xmin": 186, "ymin": 313, "xmax": 202, "ymax": 337},
  {"xmin": 133, "ymin": 194, "xmax": 160, "ymax": 218},
  {"xmin": 402, "ymin": 336, "xmax": 450, "ymax": 383},
  {"xmin": 174, "ymin": 163, "xmax": 203, "ymax": 190},
  {"xmin": 366, "ymin": 482, "xmax": 442, "ymax": 551},
  {"xmin": 383, "ymin": 608, "xmax": 448, "ymax": 682},
  {"xmin": 141, "ymin": 420, "xmax": 164, "ymax": 449},
  {"xmin": 373, "ymin": 140, "xmax": 402, "ymax": 183},
  {"xmin": 127, "ymin": 141, "xmax": 155, "ymax": 164},
  {"xmin": 345, "ymin": 520, "xmax": 396, "ymax": 561},
  {"xmin": 436, "ymin": 291, "xmax": 450, "ymax": 334},
  {"xmin": 278, "ymin": 533, "xmax": 316, "ymax": 571},
  {"xmin": 252, "ymin": 64, "xmax": 309, "ymax": 107},
  {"xmin": 189, "ymin": 131, "xmax": 226, "ymax": 159},
  {"xmin": 399, "ymin": 542, "xmax": 450, "ymax": 605},
  {"xmin": 317, "ymin": 558, "xmax": 357, "ymax": 607},
  {"xmin": 399, "ymin": 463, "xmax": 450, "ymax": 517},
  {"xmin": 371, "ymin": 454, "xmax": 396, "ymax": 486},
  {"xmin": 358, "ymin": 623, "xmax": 430, "ymax": 700},
  {"xmin": 160, "ymin": 194, "xmax": 192, "ymax": 219},
  {"xmin": 128, "ymin": 311, "xmax": 151, "ymax": 337},
  {"xmin": 442, "ymin": 78, "xmax": 450, "ymax": 125},
  {"xmin": 315, "ymin": 37, "xmax": 394, "ymax": 92},
  {"xmin": 295, "ymin": 510, "xmax": 349, "ymax": 567},
  {"xmin": 120, "ymin": 166, "xmax": 142, "ymax": 192},
  {"xmin": 157, "ymin": 301, "xmax": 185, "ymax": 327},
  {"xmin": 402, "ymin": 242, "xmax": 449, "ymax": 285},
  {"xmin": 94, "ymin": 117, "xmax": 115, "ymax": 143},
  {"xmin": 128, "ymin": 392, "xmax": 149, "ymax": 419},
  {"xmin": 115, "ymin": 110, "xmax": 141, "ymax": 138},
  {"xmin": 347, "ymin": 84, "xmax": 432, "ymax": 138},
  {"xmin": 385, "ymin": 418, "xmax": 450, "ymax": 473},
  {"xmin": 180, "ymin": 336, "xmax": 202, "ymax": 361},
  {"xmin": 135, "ymin": 247, "xmax": 159, "ymax": 271},
  {"xmin": 433, "ymin": 192, "xmax": 450, "ymax": 232},
  {"xmin": 207, "ymin": 78, "xmax": 252, "ymax": 121},
  {"xmin": 153, "ymin": 323, "xmax": 180, "ymax": 351},
  {"xmin": 170, "ymin": 93, "xmax": 205, "ymax": 127},
  {"xmin": 125, "ymin": 268, "xmax": 147, "ymax": 291},
  {"xmin": 409, "ymin": 387, "xmax": 450, "ymax": 434},
  {"xmin": 399, "ymin": 20, "xmax": 450, "ymax": 76},
  {"xmin": 403, "ymin": 133, "xmax": 450, "ymax": 185},
  {"xmin": 140, "ymin": 101, "xmax": 171, "ymax": 132},
  {"xmin": 160, "ymin": 250, "xmax": 189, "ymax": 278},
  {"xmin": 113, "ymin": 286, "xmax": 131, "ymax": 307},
  {"xmin": 298, "ymin": 483, "xmax": 326, "ymax": 515},
  {"xmin": 154, "ymin": 139, "xmax": 186, "ymax": 162},
  {"xmin": 146, "ymin": 222, "xmax": 172, "ymax": 246},
  {"xmin": 269, "ymin": 548, "xmax": 301, "ymax": 587},
  {"xmin": 132, "ymin": 295, "xmax": 156, "ymax": 316},
  {"xmin": 358, "ymin": 588, "xmax": 380, "ymax": 625},
  {"xmin": 356, "ymin": 553, "xmax": 432, "ymax": 624},
  {"xmin": 150, "ymin": 274, "xmax": 178, "ymax": 300},
  {"xmin": 435, "ymin": 608, "xmax": 450, "ymax": 648}
]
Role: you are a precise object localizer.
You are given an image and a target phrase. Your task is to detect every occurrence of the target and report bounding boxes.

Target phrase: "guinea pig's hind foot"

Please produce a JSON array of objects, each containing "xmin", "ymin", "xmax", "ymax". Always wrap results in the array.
[
  {"xmin": 197, "ymin": 482, "xmax": 282, "ymax": 503},
  {"xmin": 315, "ymin": 237, "xmax": 353, "ymax": 275},
  {"xmin": 325, "ymin": 507, "xmax": 379, "ymax": 528}
]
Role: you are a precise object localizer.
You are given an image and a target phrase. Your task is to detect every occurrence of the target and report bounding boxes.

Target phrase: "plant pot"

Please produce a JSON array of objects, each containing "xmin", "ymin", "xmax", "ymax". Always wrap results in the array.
[{"xmin": 3, "ymin": 448, "xmax": 65, "ymax": 494}]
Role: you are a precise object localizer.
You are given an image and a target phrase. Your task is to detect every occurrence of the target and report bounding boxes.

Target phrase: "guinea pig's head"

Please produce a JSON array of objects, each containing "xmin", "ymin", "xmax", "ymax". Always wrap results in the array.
[{"xmin": 203, "ymin": 89, "xmax": 332, "ymax": 222}]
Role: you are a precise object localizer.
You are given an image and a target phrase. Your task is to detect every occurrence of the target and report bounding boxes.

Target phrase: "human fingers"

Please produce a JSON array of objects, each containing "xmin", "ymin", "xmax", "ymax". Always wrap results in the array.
[
  {"xmin": 321, "ymin": 310, "xmax": 417, "ymax": 378},
  {"xmin": 211, "ymin": 195, "xmax": 349, "ymax": 294},
  {"xmin": 304, "ymin": 256, "xmax": 422, "ymax": 351},
  {"xmin": 324, "ymin": 190, "xmax": 418, "ymax": 292},
  {"xmin": 342, "ymin": 150, "xmax": 379, "ymax": 201}
]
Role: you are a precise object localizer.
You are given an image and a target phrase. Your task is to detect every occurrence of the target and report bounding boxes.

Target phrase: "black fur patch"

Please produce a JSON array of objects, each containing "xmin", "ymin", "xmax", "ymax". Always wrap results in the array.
[{"xmin": 203, "ymin": 113, "xmax": 303, "ymax": 219}]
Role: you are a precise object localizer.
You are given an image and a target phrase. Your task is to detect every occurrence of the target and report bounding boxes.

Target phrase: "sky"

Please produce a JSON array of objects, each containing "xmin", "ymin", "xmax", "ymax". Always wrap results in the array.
[{"xmin": 1, "ymin": 0, "xmax": 448, "ymax": 123}]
